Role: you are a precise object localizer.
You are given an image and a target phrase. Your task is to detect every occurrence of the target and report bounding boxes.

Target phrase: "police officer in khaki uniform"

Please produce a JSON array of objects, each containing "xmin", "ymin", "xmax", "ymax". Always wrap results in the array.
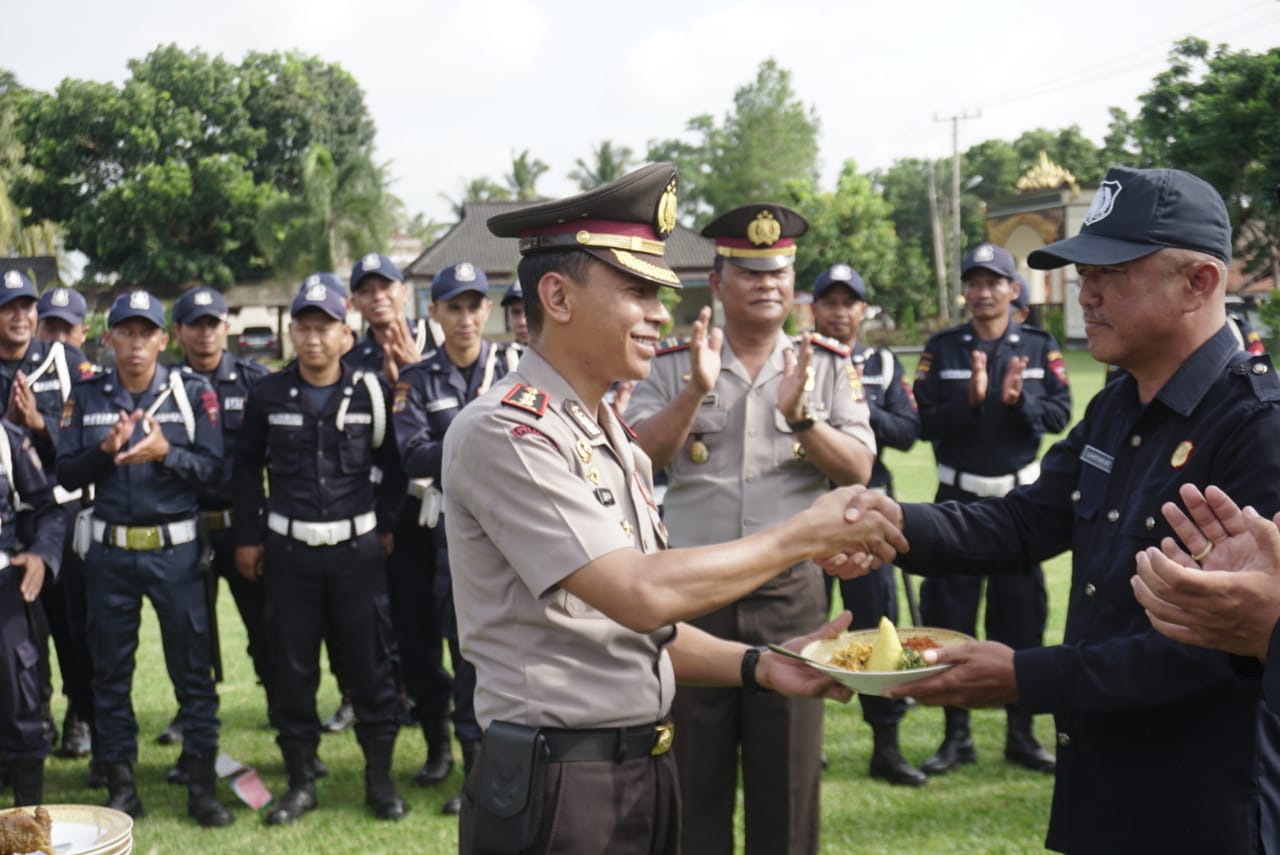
[
  {"xmin": 446, "ymin": 164, "xmax": 906, "ymax": 855},
  {"xmin": 626, "ymin": 204, "xmax": 876, "ymax": 855}
]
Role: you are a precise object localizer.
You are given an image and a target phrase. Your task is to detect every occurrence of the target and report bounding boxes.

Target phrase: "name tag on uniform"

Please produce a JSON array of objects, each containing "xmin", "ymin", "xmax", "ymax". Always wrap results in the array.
[
  {"xmin": 939, "ymin": 369, "xmax": 972, "ymax": 380},
  {"xmin": 1021, "ymin": 368, "xmax": 1045, "ymax": 380},
  {"xmin": 426, "ymin": 396, "xmax": 460, "ymax": 413},
  {"xmin": 84, "ymin": 412, "xmax": 118, "ymax": 426},
  {"xmin": 860, "ymin": 373, "xmax": 885, "ymax": 386},
  {"xmin": 701, "ymin": 393, "xmax": 719, "ymax": 407},
  {"xmin": 152, "ymin": 412, "xmax": 184, "ymax": 424},
  {"xmin": 269, "ymin": 413, "xmax": 304, "ymax": 427},
  {"xmin": 223, "ymin": 396, "xmax": 245, "ymax": 411},
  {"xmin": 30, "ymin": 380, "xmax": 62, "ymax": 393},
  {"xmin": 1081, "ymin": 445, "xmax": 1113, "ymax": 473},
  {"xmin": 344, "ymin": 413, "xmax": 372, "ymax": 425}
]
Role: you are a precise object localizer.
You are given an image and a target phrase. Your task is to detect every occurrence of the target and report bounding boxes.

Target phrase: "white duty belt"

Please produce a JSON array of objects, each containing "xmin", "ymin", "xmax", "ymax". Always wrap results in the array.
[
  {"xmin": 91, "ymin": 518, "xmax": 198, "ymax": 550},
  {"xmin": 937, "ymin": 462, "xmax": 1040, "ymax": 498},
  {"xmin": 267, "ymin": 511, "xmax": 377, "ymax": 547}
]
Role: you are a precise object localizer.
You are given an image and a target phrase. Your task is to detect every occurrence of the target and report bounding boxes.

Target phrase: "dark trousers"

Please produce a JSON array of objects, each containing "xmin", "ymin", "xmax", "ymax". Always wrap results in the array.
[
  {"xmin": 263, "ymin": 530, "xmax": 397, "ymax": 749},
  {"xmin": 434, "ymin": 522, "xmax": 480, "ymax": 744},
  {"xmin": 917, "ymin": 483, "xmax": 1048, "ymax": 650},
  {"xmin": 674, "ymin": 562, "xmax": 825, "ymax": 855},
  {"xmin": 84, "ymin": 540, "xmax": 219, "ymax": 762},
  {"xmin": 459, "ymin": 749, "xmax": 681, "ymax": 855},
  {"xmin": 0, "ymin": 566, "xmax": 46, "ymax": 762},
  {"xmin": 209, "ymin": 525, "xmax": 273, "ymax": 702},
  {"xmin": 838, "ymin": 563, "xmax": 909, "ymax": 727},
  {"xmin": 385, "ymin": 508, "xmax": 451, "ymax": 722},
  {"xmin": 39, "ymin": 502, "xmax": 95, "ymax": 723}
]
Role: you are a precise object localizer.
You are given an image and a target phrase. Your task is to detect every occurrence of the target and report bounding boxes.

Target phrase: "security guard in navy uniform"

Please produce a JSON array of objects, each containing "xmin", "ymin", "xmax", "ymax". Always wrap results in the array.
[
  {"xmin": 157, "ymin": 287, "xmax": 272, "ymax": 768},
  {"xmin": 809, "ymin": 263, "xmax": 925, "ymax": 787},
  {"xmin": 392, "ymin": 262, "xmax": 519, "ymax": 815},
  {"xmin": 0, "ymin": 412, "xmax": 65, "ymax": 807},
  {"xmin": 912, "ymin": 242, "xmax": 1071, "ymax": 776},
  {"xmin": 500, "ymin": 280, "xmax": 529, "ymax": 347},
  {"xmin": 0, "ymin": 277, "xmax": 96, "ymax": 764},
  {"xmin": 233, "ymin": 281, "xmax": 407, "ymax": 825},
  {"xmin": 56, "ymin": 291, "xmax": 232, "ymax": 826}
]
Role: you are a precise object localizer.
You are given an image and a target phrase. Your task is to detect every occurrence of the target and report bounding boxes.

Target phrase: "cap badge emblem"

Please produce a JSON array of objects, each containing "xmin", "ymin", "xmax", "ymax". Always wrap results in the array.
[
  {"xmin": 306, "ymin": 283, "xmax": 327, "ymax": 301},
  {"xmin": 455, "ymin": 262, "xmax": 476, "ymax": 282},
  {"xmin": 656, "ymin": 178, "xmax": 678, "ymax": 239},
  {"xmin": 831, "ymin": 264, "xmax": 852, "ymax": 281},
  {"xmin": 361, "ymin": 252, "xmax": 381, "ymax": 271},
  {"xmin": 746, "ymin": 210, "xmax": 781, "ymax": 247},
  {"xmin": 975, "ymin": 244, "xmax": 995, "ymax": 262},
  {"xmin": 194, "ymin": 291, "xmax": 213, "ymax": 306},
  {"xmin": 51, "ymin": 289, "xmax": 69, "ymax": 307},
  {"xmin": 3, "ymin": 271, "xmax": 21, "ymax": 289},
  {"xmin": 129, "ymin": 292, "xmax": 150, "ymax": 309},
  {"xmin": 1084, "ymin": 180, "xmax": 1122, "ymax": 226},
  {"xmin": 305, "ymin": 274, "xmax": 320, "ymax": 287}
]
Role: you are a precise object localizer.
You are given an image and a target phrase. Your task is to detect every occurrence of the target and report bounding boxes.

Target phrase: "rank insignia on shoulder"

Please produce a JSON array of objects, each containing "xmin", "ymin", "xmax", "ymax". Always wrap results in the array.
[
  {"xmin": 393, "ymin": 381, "xmax": 409, "ymax": 414},
  {"xmin": 502, "ymin": 384, "xmax": 548, "ymax": 417},
  {"xmin": 655, "ymin": 338, "xmax": 690, "ymax": 356},
  {"xmin": 807, "ymin": 333, "xmax": 851, "ymax": 358}
]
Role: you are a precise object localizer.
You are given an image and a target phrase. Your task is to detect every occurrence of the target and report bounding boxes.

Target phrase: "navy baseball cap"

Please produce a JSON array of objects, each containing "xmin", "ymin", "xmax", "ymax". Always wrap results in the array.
[
  {"xmin": 1028, "ymin": 166, "xmax": 1231, "ymax": 269},
  {"xmin": 291, "ymin": 281, "xmax": 347, "ymax": 321},
  {"xmin": 501, "ymin": 279, "xmax": 523, "ymax": 307},
  {"xmin": 350, "ymin": 253, "xmax": 403, "ymax": 292},
  {"xmin": 962, "ymin": 243, "xmax": 1017, "ymax": 281},
  {"xmin": 300, "ymin": 272, "xmax": 349, "ymax": 298},
  {"xmin": 37, "ymin": 286, "xmax": 86, "ymax": 325},
  {"xmin": 108, "ymin": 291, "xmax": 166, "ymax": 328},
  {"xmin": 432, "ymin": 262, "xmax": 490, "ymax": 302},
  {"xmin": 813, "ymin": 263, "xmax": 867, "ymax": 301},
  {"xmin": 0, "ymin": 270, "xmax": 38, "ymax": 307},
  {"xmin": 172, "ymin": 286, "xmax": 228, "ymax": 325}
]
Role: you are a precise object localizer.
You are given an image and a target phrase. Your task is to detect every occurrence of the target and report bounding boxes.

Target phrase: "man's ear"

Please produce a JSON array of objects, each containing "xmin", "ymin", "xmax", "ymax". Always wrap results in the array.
[
  {"xmin": 1186, "ymin": 260, "xmax": 1222, "ymax": 305},
  {"xmin": 538, "ymin": 271, "xmax": 573, "ymax": 326}
]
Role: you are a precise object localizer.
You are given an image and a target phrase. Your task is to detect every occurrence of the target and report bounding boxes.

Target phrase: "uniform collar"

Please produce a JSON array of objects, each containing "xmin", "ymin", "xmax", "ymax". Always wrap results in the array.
[
  {"xmin": 1153, "ymin": 324, "xmax": 1242, "ymax": 417},
  {"xmin": 719, "ymin": 328, "xmax": 791, "ymax": 384},
  {"xmin": 181, "ymin": 350, "xmax": 236, "ymax": 382}
]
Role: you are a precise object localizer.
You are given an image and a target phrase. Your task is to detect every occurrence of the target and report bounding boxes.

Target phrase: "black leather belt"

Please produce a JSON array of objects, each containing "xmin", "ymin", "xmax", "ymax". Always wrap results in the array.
[{"xmin": 541, "ymin": 722, "xmax": 674, "ymax": 762}]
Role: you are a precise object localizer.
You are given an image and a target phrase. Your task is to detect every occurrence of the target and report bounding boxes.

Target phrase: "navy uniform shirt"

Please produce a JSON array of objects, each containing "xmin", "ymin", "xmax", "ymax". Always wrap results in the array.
[
  {"xmin": 343, "ymin": 317, "xmax": 435, "ymax": 374},
  {"xmin": 232, "ymin": 362, "xmax": 404, "ymax": 546},
  {"xmin": 0, "ymin": 421, "xmax": 64, "ymax": 569},
  {"xmin": 851, "ymin": 342, "xmax": 919, "ymax": 491},
  {"xmin": 0, "ymin": 340, "xmax": 94, "ymax": 470},
  {"xmin": 898, "ymin": 325, "xmax": 1280, "ymax": 854},
  {"xmin": 393, "ymin": 340, "xmax": 519, "ymax": 482},
  {"xmin": 56, "ymin": 366, "xmax": 223, "ymax": 525},
  {"xmin": 914, "ymin": 321, "xmax": 1071, "ymax": 477},
  {"xmin": 180, "ymin": 352, "xmax": 270, "ymax": 510}
]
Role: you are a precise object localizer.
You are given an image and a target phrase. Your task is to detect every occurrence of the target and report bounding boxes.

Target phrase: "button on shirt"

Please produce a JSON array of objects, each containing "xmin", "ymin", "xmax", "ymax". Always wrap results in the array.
[
  {"xmin": 443, "ymin": 349, "xmax": 675, "ymax": 730},
  {"xmin": 56, "ymin": 367, "xmax": 222, "ymax": 524},
  {"xmin": 626, "ymin": 331, "xmax": 875, "ymax": 545},
  {"xmin": 897, "ymin": 325, "xmax": 1280, "ymax": 855},
  {"xmin": 913, "ymin": 321, "xmax": 1071, "ymax": 477}
]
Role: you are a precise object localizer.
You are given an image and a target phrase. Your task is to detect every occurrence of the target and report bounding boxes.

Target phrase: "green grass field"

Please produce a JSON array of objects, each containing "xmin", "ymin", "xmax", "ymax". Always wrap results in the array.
[{"xmin": 35, "ymin": 350, "xmax": 1108, "ymax": 854}]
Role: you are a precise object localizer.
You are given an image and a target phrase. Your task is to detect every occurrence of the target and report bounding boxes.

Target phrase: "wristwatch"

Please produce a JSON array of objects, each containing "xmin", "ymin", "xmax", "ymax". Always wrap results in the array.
[
  {"xmin": 741, "ymin": 645, "xmax": 770, "ymax": 693},
  {"xmin": 786, "ymin": 403, "xmax": 815, "ymax": 433}
]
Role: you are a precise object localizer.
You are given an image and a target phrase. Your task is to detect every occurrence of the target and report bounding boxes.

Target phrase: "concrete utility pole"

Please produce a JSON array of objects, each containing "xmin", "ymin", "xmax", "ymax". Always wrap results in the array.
[
  {"xmin": 926, "ymin": 161, "xmax": 950, "ymax": 323},
  {"xmin": 935, "ymin": 110, "xmax": 980, "ymax": 312}
]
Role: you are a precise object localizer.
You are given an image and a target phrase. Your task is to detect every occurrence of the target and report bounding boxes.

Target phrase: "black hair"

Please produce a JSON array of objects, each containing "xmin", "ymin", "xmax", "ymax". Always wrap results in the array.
[{"xmin": 515, "ymin": 250, "xmax": 595, "ymax": 335}]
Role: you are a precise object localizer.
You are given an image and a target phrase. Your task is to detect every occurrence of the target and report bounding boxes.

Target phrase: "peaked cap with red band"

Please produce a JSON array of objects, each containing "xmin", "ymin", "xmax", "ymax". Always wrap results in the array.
[
  {"xmin": 702, "ymin": 203, "xmax": 809, "ymax": 272},
  {"xmin": 487, "ymin": 163, "xmax": 682, "ymax": 289}
]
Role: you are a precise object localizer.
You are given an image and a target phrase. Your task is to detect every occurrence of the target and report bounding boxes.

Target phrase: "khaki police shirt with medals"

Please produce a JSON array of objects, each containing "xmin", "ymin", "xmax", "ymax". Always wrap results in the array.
[
  {"xmin": 628, "ymin": 329, "xmax": 875, "ymax": 552},
  {"xmin": 443, "ymin": 348, "xmax": 676, "ymax": 731}
]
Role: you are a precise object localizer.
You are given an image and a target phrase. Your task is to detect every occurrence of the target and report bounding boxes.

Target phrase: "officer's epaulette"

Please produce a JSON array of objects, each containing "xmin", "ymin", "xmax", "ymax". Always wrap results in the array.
[
  {"xmin": 501, "ymin": 383, "xmax": 549, "ymax": 417},
  {"xmin": 806, "ymin": 332, "xmax": 851, "ymax": 358},
  {"xmin": 1236, "ymin": 354, "xmax": 1280, "ymax": 402},
  {"xmin": 654, "ymin": 337, "xmax": 690, "ymax": 356},
  {"xmin": 80, "ymin": 368, "xmax": 112, "ymax": 384}
]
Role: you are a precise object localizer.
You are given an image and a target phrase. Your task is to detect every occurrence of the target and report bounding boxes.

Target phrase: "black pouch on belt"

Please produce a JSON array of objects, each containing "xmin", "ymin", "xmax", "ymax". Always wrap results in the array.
[{"xmin": 472, "ymin": 720, "xmax": 550, "ymax": 854}]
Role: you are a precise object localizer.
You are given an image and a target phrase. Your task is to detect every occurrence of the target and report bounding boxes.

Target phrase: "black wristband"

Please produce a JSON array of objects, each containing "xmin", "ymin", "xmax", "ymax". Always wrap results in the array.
[
  {"xmin": 741, "ymin": 645, "xmax": 769, "ymax": 693},
  {"xmin": 786, "ymin": 416, "xmax": 815, "ymax": 432}
]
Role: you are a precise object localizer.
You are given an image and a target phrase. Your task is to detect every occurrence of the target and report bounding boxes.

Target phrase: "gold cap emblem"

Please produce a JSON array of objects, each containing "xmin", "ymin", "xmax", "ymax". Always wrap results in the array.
[
  {"xmin": 746, "ymin": 210, "xmax": 782, "ymax": 247},
  {"xmin": 656, "ymin": 179, "xmax": 678, "ymax": 238}
]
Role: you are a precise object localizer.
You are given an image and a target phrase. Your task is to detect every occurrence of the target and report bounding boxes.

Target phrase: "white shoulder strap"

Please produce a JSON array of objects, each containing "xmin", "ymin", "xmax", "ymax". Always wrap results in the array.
[
  {"xmin": 340, "ymin": 370, "xmax": 386, "ymax": 449},
  {"xmin": 504, "ymin": 344, "xmax": 521, "ymax": 373},
  {"xmin": 168, "ymin": 370, "xmax": 197, "ymax": 443},
  {"xmin": 25, "ymin": 341, "xmax": 72, "ymax": 401},
  {"xmin": 0, "ymin": 428, "xmax": 16, "ymax": 501},
  {"xmin": 477, "ymin": 345, "xmax": 500, "ymax": 398}
]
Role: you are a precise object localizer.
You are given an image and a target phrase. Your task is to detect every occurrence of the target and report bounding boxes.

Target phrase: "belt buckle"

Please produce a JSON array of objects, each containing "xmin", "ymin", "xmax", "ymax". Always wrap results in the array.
[
  {"xmin": 651, "ymin": 722, "xmax": 674, "ymax": 757},
  {"xmin": 126, "ymin": 526, "xmax": 162, "ymax": 550}
]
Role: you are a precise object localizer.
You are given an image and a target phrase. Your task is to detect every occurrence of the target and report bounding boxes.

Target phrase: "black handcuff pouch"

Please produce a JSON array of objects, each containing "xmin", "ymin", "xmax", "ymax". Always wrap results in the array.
[{"xmin": 473, "ymin": 720, "xmax": 550, "ymax": 853}]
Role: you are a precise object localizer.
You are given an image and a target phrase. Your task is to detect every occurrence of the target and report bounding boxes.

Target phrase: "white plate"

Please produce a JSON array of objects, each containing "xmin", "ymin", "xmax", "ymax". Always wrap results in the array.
[
  {"xmin": 0, "ymin": 805, "xmax": 133, "ymax": 855},
  {"xmin": 800, "ymin": 627, "xmax": 975, "ymax": 696}
]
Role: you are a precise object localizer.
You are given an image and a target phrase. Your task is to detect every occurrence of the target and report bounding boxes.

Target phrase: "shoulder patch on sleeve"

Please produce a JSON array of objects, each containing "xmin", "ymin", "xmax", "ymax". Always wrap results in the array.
[
  {"xmin": 914, "ymin": 350, "xmax": 934, "ymax": 383},
  {"xmin": 59, "ymin": 396, "xmax": 75, "ymax": 429},
  {"xmin": 393, "ymin": 380, "xmax": 410, "ymax": 414},
  {"xmin": 511, "ymin": 423, "xmax": 559, "ymax": 451},
  {"xmin": 808, "ymin": 333, "xmax": 851, "ymax": 358},
  {"xmin": 1047, "ymin": 350, "xmax": 1069, "ymax": 386},
  {"xmin": 502, "ymin": 384, "xmax": 549, "ymax": 417},
  {"xmin": 655, "ymin": 338, "xmax": 690, "ymax": 356},
  {"xmin": 200, "ymin": 390, "xmax": 220, "ymax": 426}
]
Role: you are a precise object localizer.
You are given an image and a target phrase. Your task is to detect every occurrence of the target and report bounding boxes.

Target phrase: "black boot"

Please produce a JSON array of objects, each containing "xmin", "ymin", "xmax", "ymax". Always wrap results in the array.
[
  {"xmin": 362, "ymin": 734, "xmax": 408, "ymax": 821},
  {"xmin": 264, "ymin": 742, "xmax": 318, "ymax": 826},
  {"xmin": 1005, "ymin": 703, "xmax": 1056, "ymax": 773},
  {"xmin": 86, "ymin": 757, "xmax": 107, "ymax": 789},
  {"xmin": 9, "ymin": 759, "xmax": 44, "ymax": 807},
  {"xmin": 920, "ymin": 707, "xmax": 977, "ymax": 776},
  {"xmin": 103, "ymin": 762, "xmax": 145, "ymax": 818},
  {"xmin": 181, "ymin": 753, "xmax": 234, "ymax": 827},
  {"xmin": 413, "ymin": 715, "xmax": 454, "ymax": 786},
  {"xmin": 441, "ymin": 740, "xmax": 479, "ymax": 816},
  {"xmin": 868, "ymin": 723, "xmax": 927, "ymax": 787},
  {"xmin": 321, "ymin": 697, "xmax": 356, "ymax": 733},
  {"xmin": 59, "ymin": 713, "xmax": 92, "ymax": 758},
  {"xmin": 312, "ymin": 754, "xmax": 328, "ymax": 778},
  {"xmin": 157, "ymin": 716, "xmax": 184, "ymax": 746},
  {"xmin": 40, "ymin": 701, "xmax": 58, "ymax": 750}
]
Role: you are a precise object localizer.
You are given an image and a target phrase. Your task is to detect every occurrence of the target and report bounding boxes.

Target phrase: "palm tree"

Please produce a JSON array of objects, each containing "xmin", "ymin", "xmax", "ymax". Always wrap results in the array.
[
  {"xmin": 568, "ymin": 141, "xmax": 635, "ymax": 190},
  {"xmin": 437, "ymin": 177, "xmax": 512, "ymax": 220},
  {"xmin": 505, "ymin": 150, "xmax": 549, "ymax": 201}
]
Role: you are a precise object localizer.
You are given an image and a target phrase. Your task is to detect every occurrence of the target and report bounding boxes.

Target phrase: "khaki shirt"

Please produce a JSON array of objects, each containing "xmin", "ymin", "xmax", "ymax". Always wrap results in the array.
[
  {"xmin": 443, "ymin": 349, "xmax": 676, "ymax": 730},
  {"xmin": 626, "ymin": 330, "xmax": 875, "ymax": 548}
]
